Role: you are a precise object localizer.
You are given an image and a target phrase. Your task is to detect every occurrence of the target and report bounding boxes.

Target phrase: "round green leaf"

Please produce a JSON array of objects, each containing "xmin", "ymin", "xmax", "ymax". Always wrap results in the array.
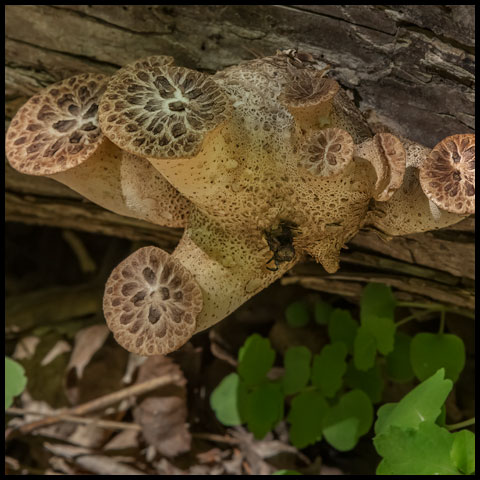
[
  {"xmin": 323, "ymin": 416, "xmax": 359, "ymax": 452},
  {"xmin": 360, "ymin": 283, "xmax": 396, "ymax": 323},
  {"xmin": 410, "ymin": 333, "xmax": 465, "ymax": 382},
  {"xmin": 283, "ymin": 346, "xmax": 312, "ymax": 395},
  {"xmin": 313, "ymin": 300, "xmax": 333, "ymax": 325},
  {"xmin": 322, "ymin": 389, "xmax": 373, "ymax": 451},
  {"xmin": 238, "ymin": 334, "xmax": 276, "ymax": 387},
  {"xmin": 210, "ymin": 373, "xmax": 247, "ymax": 426},
  {"xmin": 311, "ymin": 342, "xmax": 347, "ymax": 398},
  {"xmin": 328, "ymin": 309, "xmax": 358, "ymax": 353},
  {"xmin": 353, "ymin": 326, "xmax": 377, "ymax": 371},
  {"xmin": 287, "ymin": 391, "xmax": 328, "ymax": 449},
  {"xmin": 273, "ymin": 470, "xmax": 302, "ymax": 475},
  {"xmin": 245, "ymin": 382, "xmax": 284, "ymax": 439},
  {"xmin": 344, "ymin": 360, "xmax": 384, "ymax": 404},
  {"xmin": 450, "ymin": 429, "xmax": 475, "ymax": 475},
  {"xmin": 386, "ymin": 332, "xmax": 414, "ymax": 382},
  {"xmin": 285, "ymin": 301, "xmax": 310, "ymax": 328},
  {"xmin": 5, "ymin": 356, "xmax": 27, "ymax": 410}
]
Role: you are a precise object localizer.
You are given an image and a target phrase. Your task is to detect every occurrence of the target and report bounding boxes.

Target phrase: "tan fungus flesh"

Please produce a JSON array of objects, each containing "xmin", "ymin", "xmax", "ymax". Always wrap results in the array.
[{"xmin": 6, "ymin": 51, "xmax": 475, "ymax": 356}]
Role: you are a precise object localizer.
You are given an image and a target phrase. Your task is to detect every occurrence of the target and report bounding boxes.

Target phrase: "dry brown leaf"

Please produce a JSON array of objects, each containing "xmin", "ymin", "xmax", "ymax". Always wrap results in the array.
[
  {"xmin": 67, "ymin": 325, "xmax": 110, "ymax": 379},
  {"xmin": 132, "ymin": 355, "xmax": 191, "ymax": 457}
]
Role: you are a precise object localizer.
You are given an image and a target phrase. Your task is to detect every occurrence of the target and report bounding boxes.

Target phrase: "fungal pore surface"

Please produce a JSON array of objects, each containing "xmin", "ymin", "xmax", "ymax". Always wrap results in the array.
[{"xmin": 6, "ymin": 50, "xmax": 475, "ymax": 356}]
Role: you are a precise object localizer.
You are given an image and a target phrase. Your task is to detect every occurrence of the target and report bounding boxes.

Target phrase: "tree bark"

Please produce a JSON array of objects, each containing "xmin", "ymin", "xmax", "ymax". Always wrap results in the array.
[{"xmin": 5, "ymin": 5, "xmax": 475, "ymax": 309}]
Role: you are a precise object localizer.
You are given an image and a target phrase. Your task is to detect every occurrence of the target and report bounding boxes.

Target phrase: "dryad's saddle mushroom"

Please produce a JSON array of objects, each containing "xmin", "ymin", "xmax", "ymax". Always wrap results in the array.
[{"xmin": 6, "ymin": 51, "xmax": 475, "ymax": 356}]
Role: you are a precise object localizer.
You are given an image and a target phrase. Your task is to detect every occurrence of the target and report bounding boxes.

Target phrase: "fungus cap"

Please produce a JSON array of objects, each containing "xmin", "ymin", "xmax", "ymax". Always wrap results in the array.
[
  {"xmin": 122, "ymin": 54, "xmax": 175, "ymax": 72},
  {"xmin": 99, "ymin": 58, "xmax": 232, "ymax": 160},
  {"xmin": 6, "ymin": 73, "xmax": 108, "ymax": 176},
  {"xmin": 103, "ymin": 246, "xmax": 203, "ymax": 356},
  {"xmin": 419, "ymin": 134, "xmax": 475, "ymax": 215},
  {"xmin": 299, "ymin": 127, "xmax": 354, "ymax": 177},
  {"xmin": 355, "ymin": 133, "xmax": 406, "ymax": 201},
  {"xmin": 282, "ymin": 73, "xmax": 339, "ymax": 110}
]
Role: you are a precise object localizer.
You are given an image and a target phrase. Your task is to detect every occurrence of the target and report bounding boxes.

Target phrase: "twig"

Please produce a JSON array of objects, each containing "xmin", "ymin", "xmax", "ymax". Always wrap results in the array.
[
  {"xmin": 6, "ymin": 372, "xmax": 181, "ymax": 438},
  {"xmin": 62, "ymin": 229, "xmax": 96, "ymax": 273},
  {"xmin": 192, "ymin": 432, "xmax": 240, "ymax": 445},
  {"xmin": 6, "ymin": 407, "xmax": 141, "ymax": 432}
]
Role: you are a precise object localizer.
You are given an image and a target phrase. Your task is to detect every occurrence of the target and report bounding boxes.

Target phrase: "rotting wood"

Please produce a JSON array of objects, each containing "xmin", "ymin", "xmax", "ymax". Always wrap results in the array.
[{"xmin": 5, "ymin": 5, "xmax": 475, "ymax": 310}]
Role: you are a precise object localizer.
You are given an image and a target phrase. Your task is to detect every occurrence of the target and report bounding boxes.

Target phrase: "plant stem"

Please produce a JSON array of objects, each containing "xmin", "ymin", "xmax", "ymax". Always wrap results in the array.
[
  {"xmin": 439, "ymin": 309, "xmax": 445, "ymax": 334},
  {"xmin": 445, "ymin": 417, "xmax": 475, "ymax": 431},
  {"xmin": 396, "ymin": 301, "xmax": 475, "ymax": 319},
  {"xmin": 395, "ymin": 309, "xmax": 435, "ymax": 327}
]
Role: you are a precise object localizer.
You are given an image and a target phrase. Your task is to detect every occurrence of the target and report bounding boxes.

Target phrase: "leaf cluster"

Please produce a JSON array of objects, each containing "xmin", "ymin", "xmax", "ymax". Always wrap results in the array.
[{"xmin": 210, "ymin": 283, "xmax": 474, "ymax": 475}]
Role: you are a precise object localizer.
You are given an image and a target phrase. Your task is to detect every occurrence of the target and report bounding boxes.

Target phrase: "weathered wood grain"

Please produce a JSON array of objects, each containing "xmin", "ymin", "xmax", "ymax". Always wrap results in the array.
[
  {"xmin": 5, "ymin": 5, "xmax": 475, "ymax": 309},
  {"xmin": 6, "ymin": 5, "xmax": 474, "ymax": 145}
]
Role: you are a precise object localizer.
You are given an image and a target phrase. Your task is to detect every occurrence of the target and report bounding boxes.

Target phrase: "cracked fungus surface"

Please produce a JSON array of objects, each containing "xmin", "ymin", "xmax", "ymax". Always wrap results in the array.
[
  {"xmin": 419, "ymin": 134, "xmax": 475, "ymax": 215},
  {"xmin": 6, "ymin": 74, "xmax": 107, "ymax": 175},
  {"xmin": 103, "ymin": 246, "xmax": 203, "ymax": 356},
  {"xmin": 99, "ymin": 63, "xmax": 231, "ymax": 159}
]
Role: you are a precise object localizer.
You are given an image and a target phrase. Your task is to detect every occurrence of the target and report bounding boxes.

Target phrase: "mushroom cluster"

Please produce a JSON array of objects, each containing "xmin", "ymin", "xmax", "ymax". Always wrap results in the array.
[{"xmin": 6, "ymin": 50, "xmax": 475, "ymax": 356}]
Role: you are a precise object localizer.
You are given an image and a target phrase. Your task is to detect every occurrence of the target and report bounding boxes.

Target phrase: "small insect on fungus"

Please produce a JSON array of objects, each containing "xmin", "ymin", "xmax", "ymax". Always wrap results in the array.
[{"xmin": 264, "ymin": 221, "xmax": 299, "ymax": 271}]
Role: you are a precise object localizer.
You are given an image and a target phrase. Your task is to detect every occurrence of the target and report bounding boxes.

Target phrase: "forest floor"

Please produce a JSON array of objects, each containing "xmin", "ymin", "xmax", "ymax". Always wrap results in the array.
[{"xmin": 5, "ymin": 222, "xmax": 474, "ymax": 475}]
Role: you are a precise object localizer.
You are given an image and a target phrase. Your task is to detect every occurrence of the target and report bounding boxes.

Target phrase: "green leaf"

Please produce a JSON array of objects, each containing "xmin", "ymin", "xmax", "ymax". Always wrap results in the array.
[
  {"xmin": 360, "ymin": 283, "xmax": 396, "ymax": 355},
  {"xmin": 385, "ymin": 331, "xmax": 414, "ymax": 382},
  {"xmin": 344, "ymin": 360, "xmax": 384, "ymax": 404},
  {"xmin": 374, "ymin": 369, "xmax": 452, "ymax": 436},
  {"xmin": 322, "ymin": 389, "xmax": 373, "ymax": 451},
  {"xmin": 5, "ymin": 356, "xmax": 27, "ymax": 410},
  {"xmin": 273, "ymin": 470, "xmax": 302, "ymax": 475},
  {"xmin": 365, "ymin": 315, "xmax": 396, "ymax": 355},
  {"xmin": 328, "ymin": 309, "xmax": 358, "ymax": 353},
  {"xmin": 323, "ymin": 417, "xmax": 359, "ymax": 452},
  {"xmin": 287, "ymin": 391, "xmax": 329, "ymax": 449},
  {"xmin": 410, "ymin": 333, "xmax": 465, "ymax": 382},
  {"xmin": 436, "ymin": 404, "xmax": 447, "ymax": 427},
  {"xmin": 353, "ymin": 326, "xmax": 377, "ymax": 371},
  {"xmin": 210, "ymin": 373, "xmax": 247, "ymax": 426},
  {"xmin": 283, "ymin": 346, "xmax": 312, "ymax": 395},
  {"xmin": 450, "ymin": 429, "xmax": 475, "ymax": 475},
  {"xmin": 360, "ymin": 283, "xmax": 396, "ymax": 324},
  {"xmin": 285, "ymin": 301, "xmax": 310, "ymax": 328},
  {"xmin": 245, "ymin": 382, "xmax": 284, "ymax": 439},
  {"xmin": 311, "ymin": 342, "xmax": 347, "ymax": 398},
  {"xmin": 238, "ymin": 334, "xmax": 276, "ymax": 388},
  {"xmin": 313, "ymin": 300, "xmax": 333, "ymax": 325},
  {"xmin": 375, "ymin": 422, "xmax": 459, "ymax": 475}
]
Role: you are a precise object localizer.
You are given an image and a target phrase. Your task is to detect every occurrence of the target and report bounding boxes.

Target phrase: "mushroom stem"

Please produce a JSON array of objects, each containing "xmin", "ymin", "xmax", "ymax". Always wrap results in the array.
[
  {"xmin": 170, "ymin": 209, "xmax": 297, "ymax": 333},
  {"xmin": 48, "ymin": 138, "xmax": 134, "ymax": 218},
  {"xmin": 50, "ymin": 140, "xmax": 189, "ymax": 227},
  {"xmin": 365, "ymin": 136, "xmax": 471, "ymax": 236}
]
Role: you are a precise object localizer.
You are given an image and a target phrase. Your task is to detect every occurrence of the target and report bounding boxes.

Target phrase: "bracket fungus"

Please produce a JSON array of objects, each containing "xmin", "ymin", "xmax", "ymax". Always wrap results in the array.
[{"xmin": 6, "ymin": 50, "xmax": 475, "ymax": 356}]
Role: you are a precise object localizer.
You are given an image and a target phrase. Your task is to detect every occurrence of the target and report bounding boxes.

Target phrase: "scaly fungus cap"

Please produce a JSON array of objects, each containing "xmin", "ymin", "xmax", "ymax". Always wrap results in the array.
[
  {"xmin": 299, "ymin": 127, "xmax": 354, "ymax": 177},
  {"xmin": 103, "ymin": 246, "xmax": 203, "ymax": 356},
  {"xmin": 419, "ymin": 134, "xmax": 475, "ymax": 215},
  {"xmin": 355, "ymin": 133, "xmax": 406, "ymax": 201},
  {"xmin": 281, "ymin": 68, "xmax": 340, "ymax": 130},
  {"xmin": 6, "ymin": 73, "xmax": 107, "ymax": 175},
  {"xmin": 99, "ymin": 57, "xmax": 232, "ymax": 160}
]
